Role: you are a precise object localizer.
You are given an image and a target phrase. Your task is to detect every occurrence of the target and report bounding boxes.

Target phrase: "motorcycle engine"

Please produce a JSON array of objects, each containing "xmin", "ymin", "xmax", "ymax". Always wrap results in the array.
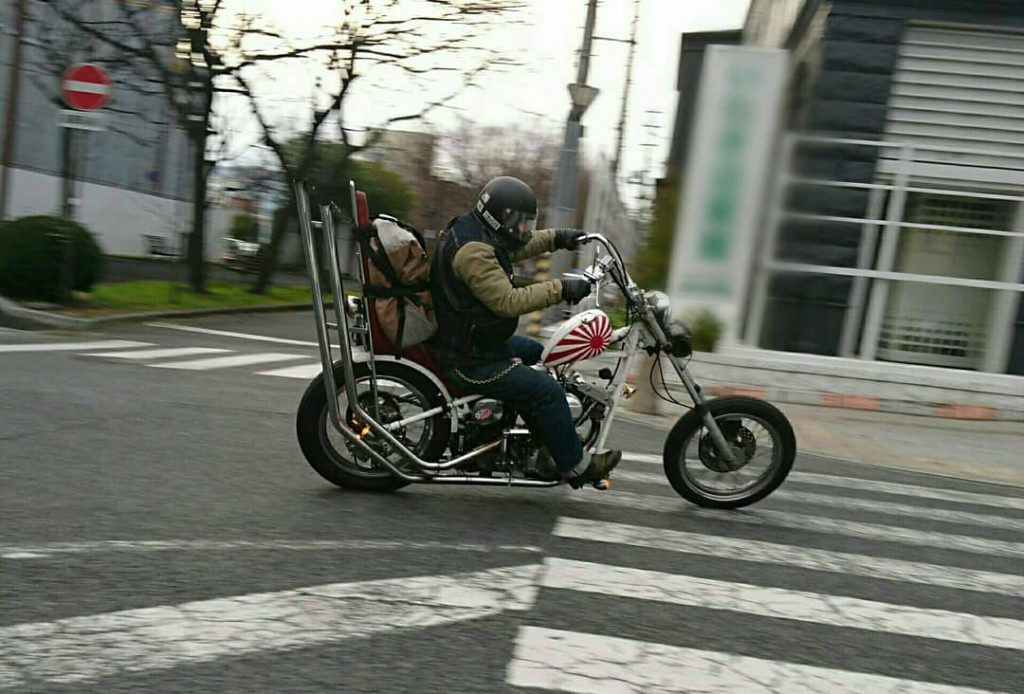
[
  {"xmin": 462, "ymin": 399, "xmax": 506, "ymax": 474},
  {"xmin": 470, "ymin": 398, "xmax": 504, "ymax": 426}
]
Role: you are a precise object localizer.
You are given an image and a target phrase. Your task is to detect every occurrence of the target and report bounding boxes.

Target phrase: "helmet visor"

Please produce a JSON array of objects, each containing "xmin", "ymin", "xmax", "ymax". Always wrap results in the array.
[{"xmin": 507, "ymin": 210, "xmax": 537, "ymax": 237}]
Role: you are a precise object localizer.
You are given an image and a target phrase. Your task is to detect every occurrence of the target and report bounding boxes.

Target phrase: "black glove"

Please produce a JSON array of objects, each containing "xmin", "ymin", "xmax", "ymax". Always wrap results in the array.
[
  {"xmin": 561, "ymin": 277, "xmax": 592, "ymax": 305},
  {"xmin": 553, "ymin": 228, "xmax": 586, "ymax": 251}
]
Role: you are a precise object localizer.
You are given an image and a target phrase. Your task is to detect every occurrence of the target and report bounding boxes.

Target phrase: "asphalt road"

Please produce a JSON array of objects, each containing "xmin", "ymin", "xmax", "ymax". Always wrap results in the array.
[{"xmin": 1, "ymin": 314, "xmax": 1022, "ymax": 693}]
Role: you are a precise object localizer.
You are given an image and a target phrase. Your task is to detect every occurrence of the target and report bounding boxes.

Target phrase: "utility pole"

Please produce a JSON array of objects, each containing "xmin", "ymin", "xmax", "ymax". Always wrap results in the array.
[
  {"xmin": 0, "ymin": 0, "xmax": 28, "ymax": 220},
  {"xmin": 611, "ymin": 0, "xmax": 641, "ymax": 179},
  {"xmin": 544, "ymin": 0, "xmax": 599, "ymax": 323}
]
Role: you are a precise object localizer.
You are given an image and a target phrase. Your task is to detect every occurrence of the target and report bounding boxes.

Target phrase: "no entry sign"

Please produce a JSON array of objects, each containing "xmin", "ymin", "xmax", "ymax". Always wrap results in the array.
[{"xmin": 62, "ymin": 63, "xmax": 112, "ymax": 111}]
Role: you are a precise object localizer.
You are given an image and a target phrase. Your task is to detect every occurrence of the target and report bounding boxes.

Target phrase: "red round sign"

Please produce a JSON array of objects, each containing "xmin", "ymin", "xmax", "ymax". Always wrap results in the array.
[{"xmin": 62, "ymin": 63, "xmax": 112, "ymax": 111}]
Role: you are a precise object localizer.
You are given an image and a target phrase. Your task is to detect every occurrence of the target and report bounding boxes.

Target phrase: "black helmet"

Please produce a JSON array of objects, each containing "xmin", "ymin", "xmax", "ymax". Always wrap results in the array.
[{"xmin": 474, "ymin": 176, "xmax": 538, "ymax": 250}]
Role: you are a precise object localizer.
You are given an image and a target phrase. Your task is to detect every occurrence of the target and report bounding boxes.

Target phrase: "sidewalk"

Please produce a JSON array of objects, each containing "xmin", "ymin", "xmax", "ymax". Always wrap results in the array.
[{"xmin": 617, "ymin": 399, "xmax": 1024, "ymax": 487}]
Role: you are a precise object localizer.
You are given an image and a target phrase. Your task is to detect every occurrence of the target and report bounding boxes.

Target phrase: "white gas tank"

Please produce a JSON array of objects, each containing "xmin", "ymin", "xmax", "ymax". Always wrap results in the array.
[{"xmin": 541, "ymin": 309, "xmax": 613, "ymax": 367}]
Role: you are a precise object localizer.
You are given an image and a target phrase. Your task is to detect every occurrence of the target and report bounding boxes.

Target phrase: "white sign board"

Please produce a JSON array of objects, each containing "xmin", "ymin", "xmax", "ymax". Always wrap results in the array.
[{"xmin": 667, "ymin": 46, "xmax": 788, "ymax": 345}]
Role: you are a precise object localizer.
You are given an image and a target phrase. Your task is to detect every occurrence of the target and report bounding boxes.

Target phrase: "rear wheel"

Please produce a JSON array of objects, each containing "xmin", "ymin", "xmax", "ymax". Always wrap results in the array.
[
  {"xmin": 663, "ymin": 396, "xmax": 795, "ymax": 509},
  {"xmin": 296, "ymin": 361, "xmax": 450, "ymax": 491}
]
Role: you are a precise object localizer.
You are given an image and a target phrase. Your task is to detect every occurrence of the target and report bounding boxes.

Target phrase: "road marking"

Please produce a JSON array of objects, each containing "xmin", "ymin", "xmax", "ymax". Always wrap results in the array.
[
  {"xmin": 147, "ymin": 322, "xmax": 333, "ymax": 348},
  {"xmin": 542, "ymin": 558, "xmax": 1024, "ymax": 651},
  {"xmin": 257, "ymin": 363, "xmax": 323, "ymax": 379},
  {"xmin": 0, "ymin": 552, "xmax": 47, "ymax": 560},
  {"xmin": 621, "ymin": 453, "xmax": 1024, "ymax": 511},
  {"xmin": 567, "ymin": 490, "xmax": 1024, "ymax": 558},
  {"xmin": 612, "ymin": 471, "xmax": 1024, "ymax": 531},
  {"xmin": 507, "ymin": 627, "xmax": 997, "ymax": 694},
  {"xmin": 791, "ymin": 471, "xmax": 1024, "ymax": 512},
  {"xmin": 0, "ymin": 340, "xmax": 152, "ymax": 354},
  {"xmin": 81, "ymin": 347, "xmax": 231, "ymax": 360},
  {"xmin": 0, "ymin": 563, "xmax": 542, "ymax": 689},
  {"xmin": 0, "ymin": 538, "xmax": 542, "ymax": 558},
  {"xmin": 148, "ymin": 352, "xmax": 305, "ymax": 370},
  {"xmin": 553, "ymin": 517, "xmax": 1024, "ymax": 597}
]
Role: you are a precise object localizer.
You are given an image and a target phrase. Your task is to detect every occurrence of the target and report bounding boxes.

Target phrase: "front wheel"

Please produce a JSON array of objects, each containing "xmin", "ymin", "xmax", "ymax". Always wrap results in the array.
[{"xmin": 663, "ymin": 396, "xmax": 796, "ymax": 509}]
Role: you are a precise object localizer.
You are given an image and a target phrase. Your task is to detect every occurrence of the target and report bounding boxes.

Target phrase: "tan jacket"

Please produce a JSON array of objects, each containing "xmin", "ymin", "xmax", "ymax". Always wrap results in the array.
[{"xmin": 451, "ymin": 229, "xmax": 563, "ymax": 318}]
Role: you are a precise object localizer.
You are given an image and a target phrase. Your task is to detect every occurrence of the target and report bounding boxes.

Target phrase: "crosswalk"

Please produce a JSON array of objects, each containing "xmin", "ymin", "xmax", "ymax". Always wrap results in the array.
[
  {"xmin": 506, "ymin": 453, "xmax": 1024, "ymax": 693},
  {"xmin": 0, "ymin": 338, "xmax": 326, "ymax": 380},
  {"xmin": 5, "ymin": 337, "xmax": 1024, "ymax": 691}
]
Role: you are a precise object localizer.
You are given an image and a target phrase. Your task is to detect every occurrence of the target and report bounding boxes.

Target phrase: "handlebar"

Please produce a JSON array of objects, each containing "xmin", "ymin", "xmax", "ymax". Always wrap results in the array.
[{"xmin": 576, "ymin": 233, "xmax": 631, "ymax": 290}]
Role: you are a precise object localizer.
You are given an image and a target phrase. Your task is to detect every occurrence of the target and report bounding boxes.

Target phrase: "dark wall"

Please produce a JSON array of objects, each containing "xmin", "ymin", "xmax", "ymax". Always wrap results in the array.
[
  {"xmin": 758, "ymin": 0, "xmax": 1024, "ymax": 359},
  {"xmin": 664, "ymin": 31, "xmax": 743, "ymax": 184}
]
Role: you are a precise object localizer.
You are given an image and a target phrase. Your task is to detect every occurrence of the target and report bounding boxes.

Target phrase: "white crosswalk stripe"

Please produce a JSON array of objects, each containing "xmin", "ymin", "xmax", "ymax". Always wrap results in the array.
[
  {"xmin": 507, "ymin": 627, "xmax": 997, "ymax": 693},
  {"xmin": 623, "ymin": 452, "xmax": 1024, "ymax": 511},
  {"xmin": 0, "ymin": 340, "xmax": 152, "ymax": 353},
  {"xmin": 543, "ymin": 557, "xmax": 1024, "ymax": 650},
  {"xmin": 257, "ymin": 363, "xmax": 324, "ymax": 379},
  {"xmin": 552, "ymin": 517, "xmax": 1024, "ymax": 597},
  {"xmin": 1, "ymin": 338, "xmax": 333, "ymax": 381},
  {"xmin": 148, "ymin": 352, "xmax": 306, "ymax": 370},
  {"xmin": 82, "ymin": 347, "xmax": 231, "ymax": 360},
  {"xmin": 613, "ymin": 470, "xmax": 1024, "ymax": 531},
  {"xmin": 566, "ymin": 488, "xmax": 1024, "ymax": 557},
  {"xmin": 509, "ymin": 461, "xmax": 1024, "ymax": 693}
]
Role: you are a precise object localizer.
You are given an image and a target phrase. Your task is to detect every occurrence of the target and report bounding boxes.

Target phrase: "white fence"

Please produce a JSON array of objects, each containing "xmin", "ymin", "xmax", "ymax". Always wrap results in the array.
[{"xmin": 745, "ymin": 134, "xmax": 1024, "ymax": 374}]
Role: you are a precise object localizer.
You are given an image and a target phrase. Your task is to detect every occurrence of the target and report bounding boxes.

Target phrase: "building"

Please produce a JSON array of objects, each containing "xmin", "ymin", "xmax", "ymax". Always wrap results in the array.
[
  {"xmin": 0, "ymin": 1, "xmax": 229, "ymax": 261},
  {"xmin": 359, "ymin": 129, "xmax": 438, "ymax": 232},
  {"xmin": 669, "ymin": 1, "xmax": 1024, "ymax": 375}
]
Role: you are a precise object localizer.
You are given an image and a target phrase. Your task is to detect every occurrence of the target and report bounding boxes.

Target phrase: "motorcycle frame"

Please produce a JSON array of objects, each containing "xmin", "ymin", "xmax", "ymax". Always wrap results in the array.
[{"xmin": 295, "ymin": 180, "xmax": 738, "ymax": 486}]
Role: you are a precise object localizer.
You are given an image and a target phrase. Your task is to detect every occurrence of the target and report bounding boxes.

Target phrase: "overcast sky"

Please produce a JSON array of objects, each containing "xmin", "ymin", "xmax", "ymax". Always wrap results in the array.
[{"xmin": 226, "ymin": 0, "xmax": 752, "ymax": 205}]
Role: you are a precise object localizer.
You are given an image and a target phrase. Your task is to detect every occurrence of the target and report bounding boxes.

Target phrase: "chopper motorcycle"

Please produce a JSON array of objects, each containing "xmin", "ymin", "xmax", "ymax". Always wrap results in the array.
[{"xmin": 293, "ymin": 181, "xmax": 796, "ymax": 509}]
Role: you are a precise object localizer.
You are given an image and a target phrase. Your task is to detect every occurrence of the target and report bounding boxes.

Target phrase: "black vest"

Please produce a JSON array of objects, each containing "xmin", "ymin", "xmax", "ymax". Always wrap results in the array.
[{"xmin": 430, "ymin": 212, "xmax": 519, "ymax": 359}]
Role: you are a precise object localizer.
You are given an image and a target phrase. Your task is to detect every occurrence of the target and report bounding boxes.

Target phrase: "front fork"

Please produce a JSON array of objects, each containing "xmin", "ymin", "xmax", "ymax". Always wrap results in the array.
[{"xmin": 639, "ymin": 311, "xmax": 739, "ymax": 466}]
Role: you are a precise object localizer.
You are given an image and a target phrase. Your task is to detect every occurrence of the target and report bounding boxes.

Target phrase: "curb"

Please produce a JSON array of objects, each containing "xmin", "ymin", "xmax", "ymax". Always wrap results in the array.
[
  {"xmin": 0, "ymin": 296, "xmax": 328, "ymax": 331},
  {"xmin": 702, "ymin": 384, "xmax": 1016, "ymax": 422},
  {"xmin": 618, "ymin": 371, "xmax": 1022, "ymax": 422},
  {"xmin": 615, "ymin": 406, "xmax": 1024, "ymax": 488}
]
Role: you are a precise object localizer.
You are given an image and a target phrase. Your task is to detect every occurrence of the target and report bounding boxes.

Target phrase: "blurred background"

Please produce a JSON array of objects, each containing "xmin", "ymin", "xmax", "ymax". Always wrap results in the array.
[{"xmin": 1, "ymin": 0, "xmax": 1023, "ymax": 381}]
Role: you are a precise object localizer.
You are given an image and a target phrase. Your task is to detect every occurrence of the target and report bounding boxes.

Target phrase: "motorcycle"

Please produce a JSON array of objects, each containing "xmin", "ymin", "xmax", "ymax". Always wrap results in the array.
[{"xmin": 293, "ymin": 180, "xmax": 796, "ymax": 509}]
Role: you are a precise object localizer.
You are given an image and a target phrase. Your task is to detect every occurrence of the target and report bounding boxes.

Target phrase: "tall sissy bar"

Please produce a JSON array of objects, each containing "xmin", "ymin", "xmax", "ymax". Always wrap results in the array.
[{"xmin": 293, "ymin": 179, "xmax": 560, "ymax": 488}]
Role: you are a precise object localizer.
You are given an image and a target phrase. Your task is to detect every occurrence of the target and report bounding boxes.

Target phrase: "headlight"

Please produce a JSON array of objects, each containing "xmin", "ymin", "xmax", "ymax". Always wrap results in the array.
[{"xmin": 643, "ymin": 290, "xmax": 671, "ymax": 323}]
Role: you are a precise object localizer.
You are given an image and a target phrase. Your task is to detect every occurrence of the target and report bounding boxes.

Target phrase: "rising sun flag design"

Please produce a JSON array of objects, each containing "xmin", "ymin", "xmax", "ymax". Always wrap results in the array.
[{"xmin": 543, "ymin": 311, "xmax": 613, "ymax": 367}]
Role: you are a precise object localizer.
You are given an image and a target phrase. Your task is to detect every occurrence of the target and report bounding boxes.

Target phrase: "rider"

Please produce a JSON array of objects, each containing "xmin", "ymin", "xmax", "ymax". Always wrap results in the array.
[{"xmin": 430, "ymin": 176, "xmax": 622, "ymax": 487}]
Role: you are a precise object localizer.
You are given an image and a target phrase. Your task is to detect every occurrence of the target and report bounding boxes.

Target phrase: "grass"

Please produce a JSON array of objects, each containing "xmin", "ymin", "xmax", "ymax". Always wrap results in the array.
[{"xmin": 55, "ymin": 280, "xmax": 330, "ymax": 317}]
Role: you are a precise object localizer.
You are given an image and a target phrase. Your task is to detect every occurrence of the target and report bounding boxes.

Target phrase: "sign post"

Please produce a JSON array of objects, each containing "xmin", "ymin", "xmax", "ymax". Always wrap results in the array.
[
  {"xmin": 57, "ymin": 63, "xmax": 111, "ymax": 301},
  {"xmin": 666, "ymin": 46, "xmax": 787, "ymax": 347}
]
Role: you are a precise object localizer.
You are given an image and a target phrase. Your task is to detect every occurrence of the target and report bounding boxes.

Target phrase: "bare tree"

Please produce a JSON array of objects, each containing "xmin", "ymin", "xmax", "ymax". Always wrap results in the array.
[
  {"xmin": 438, "ymin": 116, "xmax": 560, "ymax": 225},
  {"xmin": 36, "ymin": 0, "xmax": 364, "ymax": 291},
  {"xmin": 231, "ymin": 0, "xmax": 528, "ymax": 293},
  {"xmin": 40, "ymin": 0, "xmax": 527, "ymax": 292}
]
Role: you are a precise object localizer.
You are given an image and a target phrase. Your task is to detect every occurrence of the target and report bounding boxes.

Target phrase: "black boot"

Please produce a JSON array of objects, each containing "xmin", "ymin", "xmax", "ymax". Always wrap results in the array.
[{"xmin": 567, "ymin": 450, "xmax": 622, "ymax": 489}]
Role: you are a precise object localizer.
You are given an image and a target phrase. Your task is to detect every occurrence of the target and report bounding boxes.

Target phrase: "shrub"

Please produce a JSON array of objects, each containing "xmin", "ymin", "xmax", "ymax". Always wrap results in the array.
[
  {"xmin": 689, "ymin": 308, "xmax": 724, "ymax": 352},
  {"xmin": 0, "ymin": 215, "xmax": 105, "ymax": 302},
  {"xmin": 229, "ymin": 212, "xmax": 260, "ymax": 242}
]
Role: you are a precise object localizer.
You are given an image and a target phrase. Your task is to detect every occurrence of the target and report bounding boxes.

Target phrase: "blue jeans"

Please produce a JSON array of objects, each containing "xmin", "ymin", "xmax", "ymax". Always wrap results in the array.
[{"xmin": 444, "ymin": 336, "xmax": 583, "ymax": 473}]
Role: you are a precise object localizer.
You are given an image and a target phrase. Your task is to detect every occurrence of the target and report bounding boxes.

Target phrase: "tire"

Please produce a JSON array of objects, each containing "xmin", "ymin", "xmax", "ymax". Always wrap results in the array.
[
  {"xmin": 663, "ymin": 396, "xmax": 796, "ymax": 509},
  {"xmin": 296, "ymin": 360, "xmax": 450, "ymax": 492}
]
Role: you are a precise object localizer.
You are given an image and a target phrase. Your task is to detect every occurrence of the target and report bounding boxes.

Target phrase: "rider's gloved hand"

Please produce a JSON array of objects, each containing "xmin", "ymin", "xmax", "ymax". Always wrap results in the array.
[
  {"xmin": 553, "ymin": 229, "xmax": 586, "ymax": 251},
  {"xmin": 561, "ymin": 278, "xmax": 592, "ymax": 305}
]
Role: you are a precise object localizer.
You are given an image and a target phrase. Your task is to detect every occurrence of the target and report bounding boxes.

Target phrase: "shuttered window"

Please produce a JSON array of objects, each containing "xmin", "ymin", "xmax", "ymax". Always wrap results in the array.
[{"xmin": 884, "ymin": 24, "xmax": 1024, "ymax": 177}]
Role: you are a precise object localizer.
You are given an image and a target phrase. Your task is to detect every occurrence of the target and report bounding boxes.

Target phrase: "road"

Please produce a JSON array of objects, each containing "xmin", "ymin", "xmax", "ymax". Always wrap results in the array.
[{"xmin": 1, "ymin": 313, "xmax": 1022, "ymax": 693}]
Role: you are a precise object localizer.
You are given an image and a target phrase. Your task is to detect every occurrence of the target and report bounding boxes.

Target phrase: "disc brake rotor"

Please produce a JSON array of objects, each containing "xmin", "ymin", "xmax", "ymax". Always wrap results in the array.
[{"xmin": 698, "ymin": 421, "xmax": 757, "ymax": 473}]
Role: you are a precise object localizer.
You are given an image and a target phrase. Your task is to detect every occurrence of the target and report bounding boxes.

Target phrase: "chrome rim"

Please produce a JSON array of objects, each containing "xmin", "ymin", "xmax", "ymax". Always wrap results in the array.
[
  {"xmin": 672, "ymin": 413, "xmax": 782, "ymax": 502},
  {"xmin": 318, "ymin": 376, "xmax": 435, "ymax": 479}
]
